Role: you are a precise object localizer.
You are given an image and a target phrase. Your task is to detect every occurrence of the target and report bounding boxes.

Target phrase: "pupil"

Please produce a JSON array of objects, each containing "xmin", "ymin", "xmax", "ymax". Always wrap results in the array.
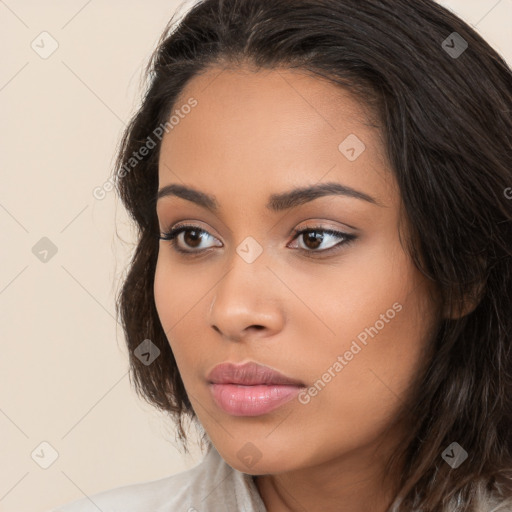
[
  {"xmin": 185, "ymin": 230, "xmax": 201, "ymax": 247},
  {"xmin": 305, "ymin": 231, "xmax": 322, "ymax": 249}
]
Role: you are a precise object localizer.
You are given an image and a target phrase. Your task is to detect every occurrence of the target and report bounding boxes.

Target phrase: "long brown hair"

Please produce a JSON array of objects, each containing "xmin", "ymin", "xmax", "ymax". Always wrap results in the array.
[{"xmin": 113, "ymin": 1, "xmax": 512, "ymax": 509}]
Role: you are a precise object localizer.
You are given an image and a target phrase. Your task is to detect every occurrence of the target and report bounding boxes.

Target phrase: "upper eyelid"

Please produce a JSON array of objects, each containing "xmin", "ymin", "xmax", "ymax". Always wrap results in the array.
[
  {"xmin": 158, "ymin": 213, "xmax": 359, "ymax": 233},
  {"xmin": 160, "ymin": 222, "xmax": 352, "ymax": 238},
  {"xmin": 160, "ymin": 223, "xmax": 355, "ymax": 249}
]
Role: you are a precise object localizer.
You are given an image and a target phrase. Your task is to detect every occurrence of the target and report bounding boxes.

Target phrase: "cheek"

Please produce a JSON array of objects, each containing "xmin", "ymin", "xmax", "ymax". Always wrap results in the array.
[
  {"xmin": 153, "ymin": 251, "xmax": 197, "ymax": 326},
  {"xmin": 153, "ymin": 254, "xmax": 190, "ymax": 358},
  {"xmin": 293, "ymin": 244, "xmax": 435, "ymax": 430},
  {"xmin": 291, "ymin": 296, "xmax": 434, "ymax": 465},
  {"xmin": 153, "ymin": 253, "xmax": 212, "ymax": 373},
  {"xmin": 153, "ymin": 254, "xmax": 172, "ymax": 324}
]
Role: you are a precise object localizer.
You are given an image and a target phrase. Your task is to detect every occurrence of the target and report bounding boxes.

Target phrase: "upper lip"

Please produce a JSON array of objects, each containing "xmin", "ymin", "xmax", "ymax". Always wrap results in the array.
[{"xmin": 207, "ymin": 361, "xmax": 305, "ymax": 386}]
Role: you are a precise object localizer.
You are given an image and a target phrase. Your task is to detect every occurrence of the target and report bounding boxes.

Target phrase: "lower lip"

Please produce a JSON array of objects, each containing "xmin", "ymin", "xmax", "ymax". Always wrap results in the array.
[{"xmin": 209, "ymin": 383, "xmax": 302, "ymax": 416}]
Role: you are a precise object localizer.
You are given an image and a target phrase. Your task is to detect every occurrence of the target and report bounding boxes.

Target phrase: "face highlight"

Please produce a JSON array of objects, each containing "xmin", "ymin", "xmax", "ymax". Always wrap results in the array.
[{"xmin": 153, "ymin": 66, "xmax": 440, "ymax": 483}]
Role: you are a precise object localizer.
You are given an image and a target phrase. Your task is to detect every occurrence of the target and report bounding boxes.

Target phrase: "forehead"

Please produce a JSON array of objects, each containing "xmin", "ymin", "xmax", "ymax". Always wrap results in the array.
[{"xmin": 158, "ymin": 65, "xmax": 394, "ymax": 211}]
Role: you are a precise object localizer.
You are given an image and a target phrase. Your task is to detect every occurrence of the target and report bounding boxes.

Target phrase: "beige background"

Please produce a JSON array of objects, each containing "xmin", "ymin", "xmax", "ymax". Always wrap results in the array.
[{"xmin": 0, "ymin": 1, "xmax": 510, "ymax": 511}]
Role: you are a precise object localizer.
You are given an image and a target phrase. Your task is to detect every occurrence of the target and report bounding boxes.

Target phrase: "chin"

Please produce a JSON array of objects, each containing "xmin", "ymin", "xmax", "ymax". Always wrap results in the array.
[{"xmin": 217, "ymin": 440, "xmax": 301, "ymax": 475}]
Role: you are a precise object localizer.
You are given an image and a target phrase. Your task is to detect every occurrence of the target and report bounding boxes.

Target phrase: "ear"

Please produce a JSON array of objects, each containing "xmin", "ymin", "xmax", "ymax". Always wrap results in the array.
[{"xmin": 441, "ymin": 280, "xmax": 486, "ymax": 320}]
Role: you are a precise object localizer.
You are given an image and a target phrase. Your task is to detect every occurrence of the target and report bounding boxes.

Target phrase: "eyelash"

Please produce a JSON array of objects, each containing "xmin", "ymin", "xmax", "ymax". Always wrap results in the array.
[{"xmin": 159, "ymin": 223, "xmax": 357, "ymax": 257}]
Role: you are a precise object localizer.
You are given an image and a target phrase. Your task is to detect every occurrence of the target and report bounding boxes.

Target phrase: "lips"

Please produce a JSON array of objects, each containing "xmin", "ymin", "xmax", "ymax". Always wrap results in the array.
[
  {"xmin": 206, "ymin": 361, "xmax": 305, "ymax": 387},
  {"xmin": 206, "ymin": 361, "xmax": 306, "ymax": 416}
]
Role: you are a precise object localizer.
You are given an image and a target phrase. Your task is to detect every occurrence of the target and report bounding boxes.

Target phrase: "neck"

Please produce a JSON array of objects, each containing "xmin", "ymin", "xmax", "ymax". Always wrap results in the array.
[{"xmin": 252, "ymin": 433, "xmax": 404, "ymax": 512}]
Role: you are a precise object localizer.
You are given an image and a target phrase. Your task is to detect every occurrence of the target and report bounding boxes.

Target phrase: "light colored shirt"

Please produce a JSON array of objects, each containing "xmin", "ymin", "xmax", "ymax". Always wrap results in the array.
[
  {"xmin": 48, "ymin": 444, "xmax": 512, "ymax": 512},
  {"xmin": 48, "ymin": 444, "xmax": 267, "ymax": 512}
]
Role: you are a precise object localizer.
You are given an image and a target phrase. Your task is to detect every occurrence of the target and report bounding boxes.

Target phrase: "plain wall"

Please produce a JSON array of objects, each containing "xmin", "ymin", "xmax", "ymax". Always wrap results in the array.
[{"xmin": 0, "ymin": 1, "xmax": 510, "ymax": 511}]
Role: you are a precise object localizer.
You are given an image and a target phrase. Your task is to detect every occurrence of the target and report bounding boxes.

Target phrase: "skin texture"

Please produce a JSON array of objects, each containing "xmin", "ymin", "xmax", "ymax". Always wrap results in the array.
[{"xmin": 154, "ymin": 65, "xmax": 443, "ymax": 512}]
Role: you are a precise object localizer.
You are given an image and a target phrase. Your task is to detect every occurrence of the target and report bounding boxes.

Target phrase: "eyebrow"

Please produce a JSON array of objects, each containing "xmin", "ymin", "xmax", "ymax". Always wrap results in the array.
[{"xmin": 156, "ymin": 181, "xmax": 384, "ymax": 212}]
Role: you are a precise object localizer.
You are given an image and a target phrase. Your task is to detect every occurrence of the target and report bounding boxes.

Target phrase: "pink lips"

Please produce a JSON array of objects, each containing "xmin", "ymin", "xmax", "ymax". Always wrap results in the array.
[{"xmin": 207, "ymin": 361, "xmax": 305, "ymax": 416}]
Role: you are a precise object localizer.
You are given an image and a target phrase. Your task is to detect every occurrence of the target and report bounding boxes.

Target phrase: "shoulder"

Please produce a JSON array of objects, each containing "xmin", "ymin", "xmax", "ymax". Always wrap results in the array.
[
  {"xmin": 469, "ymin": 477, "xmax": 512, "ymax": 512},
  {"xmin": 47, "ymin": 445, "xmax": 265, "ymax": 512},
  {"xmin": 47, "ymin": 459, "xmax": 203, "ymax": 512}
]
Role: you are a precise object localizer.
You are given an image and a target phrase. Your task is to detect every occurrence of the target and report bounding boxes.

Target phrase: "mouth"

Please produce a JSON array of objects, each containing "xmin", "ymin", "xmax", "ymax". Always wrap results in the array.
[
  {"xmin": 206, "ymin": 360, "xmax": 306, "ymax": 386},
  {"xmin": 209, "ymin": 383, "xmax": 303, "ymax": 416},
  {"xmin": 206, "ymin": 361, "xmax": 306, "ymax": 416}
]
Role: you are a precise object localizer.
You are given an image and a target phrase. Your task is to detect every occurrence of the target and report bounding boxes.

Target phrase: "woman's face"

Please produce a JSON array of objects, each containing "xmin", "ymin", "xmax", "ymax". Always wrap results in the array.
[{"xmin": 154, "ymin": 66, "xmax": 440, "ymax": 476}]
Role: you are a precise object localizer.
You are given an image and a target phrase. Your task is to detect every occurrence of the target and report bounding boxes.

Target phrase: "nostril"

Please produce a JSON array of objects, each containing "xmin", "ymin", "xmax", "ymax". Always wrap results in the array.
[{"xmin": 250, "ymin": 325, "xmax": 265, "ymax": 331}]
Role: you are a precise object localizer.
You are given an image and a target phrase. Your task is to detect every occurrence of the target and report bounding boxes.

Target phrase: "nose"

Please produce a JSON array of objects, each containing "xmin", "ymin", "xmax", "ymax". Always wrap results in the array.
[{"xmin": 207, "ymin": 256, "xmax": 286, "ymax": 342}]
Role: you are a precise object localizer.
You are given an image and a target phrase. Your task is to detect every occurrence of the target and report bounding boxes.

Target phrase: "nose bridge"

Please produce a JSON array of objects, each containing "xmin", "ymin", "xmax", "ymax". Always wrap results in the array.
[
  {"xmin": 216, "ymin": 240, "xmax": 272, "ymax": 309},
  {"xmin": 207, "ymin": 241, "xmax": 285, "ymax": 337}
]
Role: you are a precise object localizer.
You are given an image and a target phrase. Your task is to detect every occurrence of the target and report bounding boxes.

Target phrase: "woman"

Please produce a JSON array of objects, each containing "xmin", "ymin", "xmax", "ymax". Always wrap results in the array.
[{"xmin": 50, "ymin": 0, "xmax": 512, "ymax": 510}]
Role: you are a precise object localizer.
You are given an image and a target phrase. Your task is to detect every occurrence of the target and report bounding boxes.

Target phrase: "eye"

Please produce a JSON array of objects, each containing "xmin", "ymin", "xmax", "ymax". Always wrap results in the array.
[
  {"xmin": 288, "ymin": 226, "xmax": 357, "ymax": 255},
  {"xmin": 159, "ymin": 223, "xmax": 221, "ymax": 254},
  {"xmin": 159, "ymin": 223, "xmax": 357, "ymax": 256}
]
